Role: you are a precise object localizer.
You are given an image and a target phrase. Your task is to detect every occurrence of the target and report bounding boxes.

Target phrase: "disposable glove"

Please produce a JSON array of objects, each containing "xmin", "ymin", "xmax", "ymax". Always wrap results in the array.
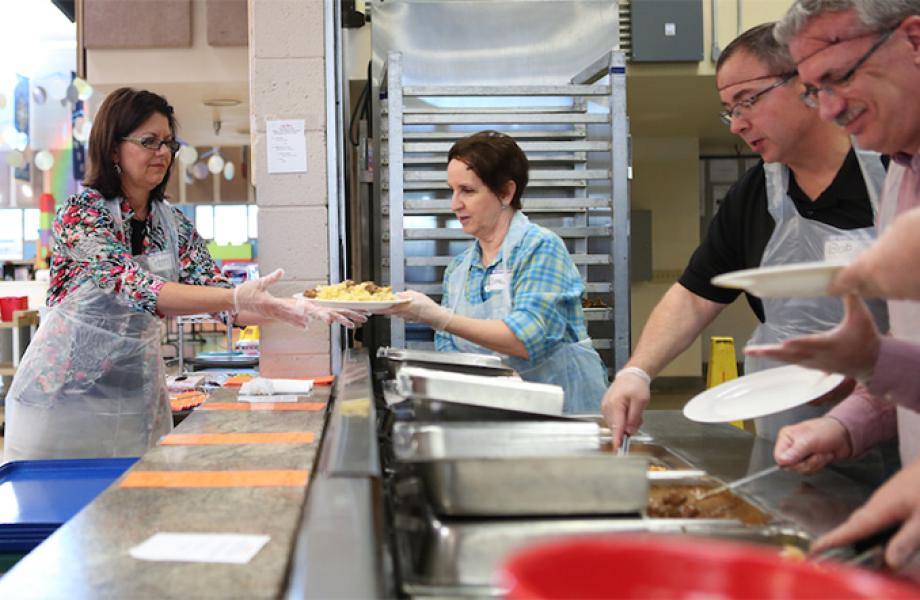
[
  {"xmin": 381, "ymin": 290, "xmax": 453, "ymax": 331},
  {"xmin": 233, "ymin": 269, "xmax": 367, "ymax": 329}
]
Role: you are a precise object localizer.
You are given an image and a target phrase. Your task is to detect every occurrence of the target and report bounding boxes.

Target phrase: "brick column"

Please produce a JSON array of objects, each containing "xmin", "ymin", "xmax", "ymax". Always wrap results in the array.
[{"xmin": 249, "ymin": 0, "xmax": 331, "ymax": 377}]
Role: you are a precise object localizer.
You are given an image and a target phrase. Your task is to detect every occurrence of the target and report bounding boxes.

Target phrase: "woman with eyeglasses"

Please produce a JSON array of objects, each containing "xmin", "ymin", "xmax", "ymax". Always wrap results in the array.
[{"xmin": 3, "ymin": 88, "xmax": 365, "ymax": 462}]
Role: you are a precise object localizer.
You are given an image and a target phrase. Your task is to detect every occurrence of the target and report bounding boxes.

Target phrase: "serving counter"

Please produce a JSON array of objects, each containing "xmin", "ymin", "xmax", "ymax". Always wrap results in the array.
[{"xmin": 0, "ymin": 349, "xmax": 881, "ymax": 598}]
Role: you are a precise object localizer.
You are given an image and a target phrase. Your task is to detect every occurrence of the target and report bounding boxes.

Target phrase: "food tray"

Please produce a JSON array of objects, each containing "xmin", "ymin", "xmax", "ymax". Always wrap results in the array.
[
  {"xmin": 0, "ymin": 458, "xmax": 138, "ymax": 552},
  {"xmin": 376, "ymin": 347, "xmax": 515, "ymax": 377},
  {"xmin": 392, "ymin": 422, "xmax": 700, "ymax": 475},
  {"xmin": 395, "ymin": 367, "xmax": 564, "ymax": 416},
  {"xmin": 647, "ymin": 474, "xmax": 772, "ymax": 526},
  {"xmin": 392, "ymin": 421, "xmax": 606, "ymax": 460},
  {"xmin": 402, "ymin": 454, "xmax": 649, "ymax": 516},
  {"xmin": 396, "ymin": 517, "xmax": 811, "ymax": 595}
]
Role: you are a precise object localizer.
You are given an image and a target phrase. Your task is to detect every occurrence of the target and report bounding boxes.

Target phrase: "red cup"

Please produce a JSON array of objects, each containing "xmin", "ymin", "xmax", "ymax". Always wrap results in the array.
[
  {"xmin": 0, "ymin": 296, "xmax": 27, "ymax": 320},
  {"xmin": 0, "ymin": 297, "xmax": 17, "ymax": 321},
  {"xmin": 502, "ymin": 535, "xmax": 920, "ymax": 599}
]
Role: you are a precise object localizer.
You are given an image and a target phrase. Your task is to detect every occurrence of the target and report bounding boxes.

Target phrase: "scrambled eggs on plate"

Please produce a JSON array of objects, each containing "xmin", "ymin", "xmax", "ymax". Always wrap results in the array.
[{"xmin": 303, "ymin": 280, "xmax": 396, "ymax": 301}]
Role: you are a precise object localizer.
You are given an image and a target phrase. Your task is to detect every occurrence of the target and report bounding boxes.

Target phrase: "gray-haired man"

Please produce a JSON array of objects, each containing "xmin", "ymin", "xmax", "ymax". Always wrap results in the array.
[{"xmin": 762, "ymin": 0, "xmax": 920, "ymax": 574}]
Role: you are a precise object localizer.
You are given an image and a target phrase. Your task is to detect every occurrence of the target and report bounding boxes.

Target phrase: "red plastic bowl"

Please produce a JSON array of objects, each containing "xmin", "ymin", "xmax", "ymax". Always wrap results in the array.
[{"xmin": 501, "ymin": 535, "xmax": 920, "ymax": 599}]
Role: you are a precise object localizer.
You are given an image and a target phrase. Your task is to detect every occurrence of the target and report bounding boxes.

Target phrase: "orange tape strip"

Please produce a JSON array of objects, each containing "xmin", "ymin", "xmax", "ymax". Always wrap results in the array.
[
  {"xmin": 199, "ymin": 402, "xmax": 325, "ymax": 412},
  {"xmin": 160, "ymin": 432, "xmax": 316, "ymax": 445},
  {"xmin": 119, "ymin": 470, "xmax": 309, "ymax": 488}
]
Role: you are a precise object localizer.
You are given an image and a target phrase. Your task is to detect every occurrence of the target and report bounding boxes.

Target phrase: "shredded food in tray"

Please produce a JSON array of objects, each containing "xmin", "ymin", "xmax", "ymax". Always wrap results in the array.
[{"xmin": 303, "ymin": 280, "xmax": 397, "ymax": 301}]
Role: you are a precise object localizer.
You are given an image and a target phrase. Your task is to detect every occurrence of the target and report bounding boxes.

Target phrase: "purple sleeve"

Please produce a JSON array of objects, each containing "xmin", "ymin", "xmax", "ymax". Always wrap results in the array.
[
  {"xmin": 827, "ymin": 383, "xmax": 898, "ymax": 457},
  {"xmin": 866, "ymin": 336, "xmax": 920, "ymax": 412}
]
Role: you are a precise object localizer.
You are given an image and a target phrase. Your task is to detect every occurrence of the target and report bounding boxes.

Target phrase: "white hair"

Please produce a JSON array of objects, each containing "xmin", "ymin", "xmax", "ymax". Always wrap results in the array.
[{"xmin": 775, "ymin": 0, "xmax": 920, "ymax": 44}]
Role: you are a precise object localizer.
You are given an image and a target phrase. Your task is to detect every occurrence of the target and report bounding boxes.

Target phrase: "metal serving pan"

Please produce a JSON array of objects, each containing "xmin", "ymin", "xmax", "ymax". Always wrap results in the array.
[
  {"xmin": 395, "ymin": 366, "xmax": 565, "ymax": 416},
  {"xmin": 396, "ymin": 517, "xmax": 811, "ymax": 596},
  {"xmin": 399, "ymin": 454, "xmax": 650, "ymax": 517},
  {"xmin": 376, "ymin": 347, "xmax": 516, "ymax": 377},
  {"xmin": 391, "ymin": 422, "xmax": 700, "ymax": 474},
  {"xmin": 392, "ymin": 421, "xmax": 606, "ymax": 459}
]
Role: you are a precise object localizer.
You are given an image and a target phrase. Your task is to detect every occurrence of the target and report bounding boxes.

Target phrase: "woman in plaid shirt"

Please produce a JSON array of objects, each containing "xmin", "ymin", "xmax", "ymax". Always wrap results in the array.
[{"xmin": 384, "ymin": 131, "xmax": 607, "ymax": 413}]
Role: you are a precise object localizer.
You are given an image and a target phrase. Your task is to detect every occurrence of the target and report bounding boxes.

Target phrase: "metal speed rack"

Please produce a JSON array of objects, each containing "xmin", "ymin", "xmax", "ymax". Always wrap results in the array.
[{"xmin": 375, "ymin": 50, "xmax": 631, "ymax": 372}]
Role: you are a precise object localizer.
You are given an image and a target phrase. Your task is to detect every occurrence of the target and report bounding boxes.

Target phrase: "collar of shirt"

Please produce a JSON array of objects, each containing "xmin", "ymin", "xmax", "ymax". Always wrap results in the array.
[
  {"xmin": 469, "ymin": 240, "xmax": 503, "ymax": 271},
  {"xmin": 786, "ymin": 148, "xmax": 865, "ymax": 209},
  {"xmin": 891, "ymin": 152, "xmax": 920, "ymax": 172}
]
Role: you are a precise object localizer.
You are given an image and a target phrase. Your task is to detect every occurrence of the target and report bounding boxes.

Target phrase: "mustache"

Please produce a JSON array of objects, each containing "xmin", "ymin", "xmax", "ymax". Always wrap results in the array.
[{"xmin": 834, "ymin": 105, "xmax": 864, "ymax": 127}]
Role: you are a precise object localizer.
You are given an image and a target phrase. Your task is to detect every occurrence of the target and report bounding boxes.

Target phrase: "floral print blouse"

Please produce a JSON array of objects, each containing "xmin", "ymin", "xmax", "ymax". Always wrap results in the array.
[{"xmin": 48, "ymin": 188, "xmax": 232, "ymax": 315}]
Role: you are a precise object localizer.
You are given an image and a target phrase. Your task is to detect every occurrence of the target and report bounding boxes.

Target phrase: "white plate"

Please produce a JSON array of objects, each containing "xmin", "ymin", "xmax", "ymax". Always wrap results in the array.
[
  {"xmin": 683, "ymin": 365, "xmax": 845, "ymax": 423},
  {"xmin": 710, "ymin": 260, "xmax": 846, "ymax": 298},
  {"xmin": 292, "ymin": 293, "xmax": 410, "ymax": 313}
]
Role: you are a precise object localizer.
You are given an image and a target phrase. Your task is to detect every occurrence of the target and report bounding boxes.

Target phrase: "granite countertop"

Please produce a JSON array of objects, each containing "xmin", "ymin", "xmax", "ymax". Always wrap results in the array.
[{"xmin": 0, "ymin": 386, "xmax": 330, "ymax": 600}]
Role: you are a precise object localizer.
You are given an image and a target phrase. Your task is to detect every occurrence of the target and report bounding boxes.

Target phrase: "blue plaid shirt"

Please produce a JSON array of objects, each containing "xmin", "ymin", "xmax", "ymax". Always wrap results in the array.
[{"xmin": 435, "ymin": 220, "xmax": 590, "ymax": 365}]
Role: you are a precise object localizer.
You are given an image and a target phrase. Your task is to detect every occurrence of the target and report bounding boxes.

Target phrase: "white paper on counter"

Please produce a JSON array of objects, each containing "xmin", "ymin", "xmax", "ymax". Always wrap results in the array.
[
  {"xmin": 129, "ymin": 532, "xmax": 270, "ymax": 564},
  {"xmin": 266, "ymin": 119, "xmax": 307, "ymax": 173},
  {"xmin": 239, "ymin": 377, "xmax": 313, "ymax": 396},
  {"xmin": 238, "ymin": 394, "xmax": 300, "ymax": 403}
]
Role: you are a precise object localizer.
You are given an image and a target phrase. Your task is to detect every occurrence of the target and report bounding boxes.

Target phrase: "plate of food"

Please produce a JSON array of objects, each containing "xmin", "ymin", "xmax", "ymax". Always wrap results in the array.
[
  {"xmin": 682, "ymin": 364, "xmax": 844, "ymax": 423},
  {"xmin": 295, "ymin": 280, "xmax": 411, "ymax": 313},
  {"xmin": 710, "ymin": 260, "xmax": 847, "ymax": 298}
]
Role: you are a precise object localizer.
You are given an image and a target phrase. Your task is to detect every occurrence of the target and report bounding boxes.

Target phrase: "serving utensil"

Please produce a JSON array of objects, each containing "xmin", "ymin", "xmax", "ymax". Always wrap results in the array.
[{"xmin": 694, "ymin": 465, "xmax": 781, "ymax": 501}]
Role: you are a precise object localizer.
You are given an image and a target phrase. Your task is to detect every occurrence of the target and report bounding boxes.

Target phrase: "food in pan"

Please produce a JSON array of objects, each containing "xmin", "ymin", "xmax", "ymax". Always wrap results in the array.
[
  {"xmin": 303, "ymin": 280, "xmax": 396, "ymax": 301},
  {"xmin": 779, "ymin": 545, "xmax": 807, "ymax": 562},
  {"xmin": 581, "ymin": 297, "xmax": 608, "ymax": 309},
  {"xmin": 646, "ymin": 485, "xmax": 769, "ymax": 525}
]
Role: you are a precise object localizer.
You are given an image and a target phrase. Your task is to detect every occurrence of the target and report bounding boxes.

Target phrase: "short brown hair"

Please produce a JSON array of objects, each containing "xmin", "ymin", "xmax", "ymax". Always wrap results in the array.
[
  {"xmin": 717, "ymin": 22, "xmax": 795, "ymax": 76},
  {"xmin": 84, "ymin": 88, "xmax": 178, "ymax": 202},
  {"xmin": 447, "ymin": 131, "xmax": 529, "ymax": 209}
]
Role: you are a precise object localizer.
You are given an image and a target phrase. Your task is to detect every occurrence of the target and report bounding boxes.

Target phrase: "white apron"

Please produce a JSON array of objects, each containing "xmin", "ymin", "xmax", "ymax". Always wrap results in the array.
[
  {"xmin": 745, "ymin": 150, "xmax": 888, "ymax": 439},
  {"xmin": 877, "ymin": 163, "xmax": 920, "ymax": 466},
  {"xmin": 445, "ymin": 211, "xmax": 608, "ymax": 414},
  {"xmin": 4, "ymin": 199, "xmax": 179, "ymax": 461}
]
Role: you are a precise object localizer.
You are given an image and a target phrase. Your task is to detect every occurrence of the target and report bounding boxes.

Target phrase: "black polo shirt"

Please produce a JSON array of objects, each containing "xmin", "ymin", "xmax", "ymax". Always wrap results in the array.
[{"xmin": 679, "ymin": 149, "xmax": 876, "ymax": 322}]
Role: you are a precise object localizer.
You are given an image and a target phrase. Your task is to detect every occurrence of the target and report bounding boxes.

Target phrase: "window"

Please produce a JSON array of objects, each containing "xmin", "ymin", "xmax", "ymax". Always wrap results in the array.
[
  {"xmin": 23, "ymin": 209, "xmax": 39, "ymax": 241},
  {"xmin": 213, "ymin": 205, "xmax": 248, "ymax": 245},
  {"xmin": 0, "ymin": 209, "xmax": 24, "ymax": 259},
  {"xmin": 247, "ymin": 205, "xmax": 258, "ymax": 239},
  {"xmin": 195, "ymin": 205, "xmax": 215, "ymax": 240}
]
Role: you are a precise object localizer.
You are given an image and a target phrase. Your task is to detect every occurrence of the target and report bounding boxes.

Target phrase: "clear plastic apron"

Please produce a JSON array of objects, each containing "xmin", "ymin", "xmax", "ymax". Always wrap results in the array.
[
  {"xmin": 877, "ymin": 163, "xmax": 920, "ymax": 466},
  {"xmin": 446, "ymin": 211, "xmax": 608, "ymax": 414},
  {"xmin": 4, "ymin": 199, "xmax": 179, "ymax": 461},
  {"xmin": 746, "ymin": 149, "xmax": 889, "ymax": 439}
]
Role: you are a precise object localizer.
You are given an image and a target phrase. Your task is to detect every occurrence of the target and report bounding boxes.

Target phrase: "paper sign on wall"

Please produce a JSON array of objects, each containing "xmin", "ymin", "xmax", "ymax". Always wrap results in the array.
[{"xmin": 266, "ymin": 119, "xmax": 307, "ymax": 174}]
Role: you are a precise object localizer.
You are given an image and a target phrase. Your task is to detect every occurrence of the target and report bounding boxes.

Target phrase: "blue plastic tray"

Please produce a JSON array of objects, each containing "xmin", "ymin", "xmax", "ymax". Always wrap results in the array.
[{"xmin": 0, "ymin": 457, "xmax": 138, "ymax": 551}]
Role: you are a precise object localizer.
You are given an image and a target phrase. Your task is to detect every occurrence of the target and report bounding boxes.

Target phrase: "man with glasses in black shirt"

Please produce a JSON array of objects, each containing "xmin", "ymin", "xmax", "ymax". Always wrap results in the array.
[{"xmin": 602, "ymin": 23, "xmax": 889, "ymax": 450}]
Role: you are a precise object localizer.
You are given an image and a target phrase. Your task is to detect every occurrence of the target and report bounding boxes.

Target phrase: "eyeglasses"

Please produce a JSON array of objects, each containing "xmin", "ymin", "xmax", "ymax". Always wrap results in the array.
[
  {"xmin": 799, "ymin": 28, "xmax": 896, "ymax": 108},
  {"xmin": 719, "ymin": 72, "xmax": 797, "ymax": 126},
  {"xmin": 122, "ymin": 135, "xmax": 180, "ymax": 154}
]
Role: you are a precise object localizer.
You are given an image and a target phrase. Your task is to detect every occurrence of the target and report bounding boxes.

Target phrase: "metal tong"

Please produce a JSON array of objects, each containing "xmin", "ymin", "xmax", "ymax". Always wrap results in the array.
[
  {"xmin": 694, "ymin": 465, "xmax": 782, "ymax": 500},
  {"xmin": 617, "ymin": 433, "xmax": 632, "ymax": 457}
]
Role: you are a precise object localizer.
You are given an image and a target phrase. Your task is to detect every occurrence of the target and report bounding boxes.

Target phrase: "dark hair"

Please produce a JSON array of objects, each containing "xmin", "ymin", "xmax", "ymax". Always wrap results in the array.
[
  {"xmin": 447, "ymin": 131, "xmax": 529, "ymax": 209},
  {"xmin": 84, "ymin": 87, "xmax": 178, "ymax": 202},
  {"xmin": 717, "ymin": 22, "xmax": 795, "ymax": 75}
]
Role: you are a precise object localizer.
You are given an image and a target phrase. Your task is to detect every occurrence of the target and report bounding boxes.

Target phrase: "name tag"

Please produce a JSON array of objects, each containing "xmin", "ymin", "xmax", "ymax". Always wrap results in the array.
[
  {"xmin": 146, "ymin": 251, "xmax": 174, "ymax": 274},
  {"xmin": 824, "ymin": 238, "xmax": 872, "ymax": 263},
  {"xmin": 485, "ymin": 270, "xmax": 511, "ymax": 292}
]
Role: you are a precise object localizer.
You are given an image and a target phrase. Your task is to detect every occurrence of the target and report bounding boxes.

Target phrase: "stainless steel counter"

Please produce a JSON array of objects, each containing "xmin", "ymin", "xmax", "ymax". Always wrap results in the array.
[{"xmin": 0, "ymin": 349, "xmax": 881, "ymax": 598}]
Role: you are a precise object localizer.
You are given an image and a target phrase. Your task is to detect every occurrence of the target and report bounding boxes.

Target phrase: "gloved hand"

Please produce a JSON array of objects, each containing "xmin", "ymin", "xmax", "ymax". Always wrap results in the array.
[
  {"xmin": 601, "ymin": 368, "xmax": 651, "ymax": 450},
  {"xmin": 233, "ymin": 269, "xmax": 367, "ymax": 329},
  {"xmin": 380, "ymin": 290, "xmax": 453, "ymax": 331}
]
